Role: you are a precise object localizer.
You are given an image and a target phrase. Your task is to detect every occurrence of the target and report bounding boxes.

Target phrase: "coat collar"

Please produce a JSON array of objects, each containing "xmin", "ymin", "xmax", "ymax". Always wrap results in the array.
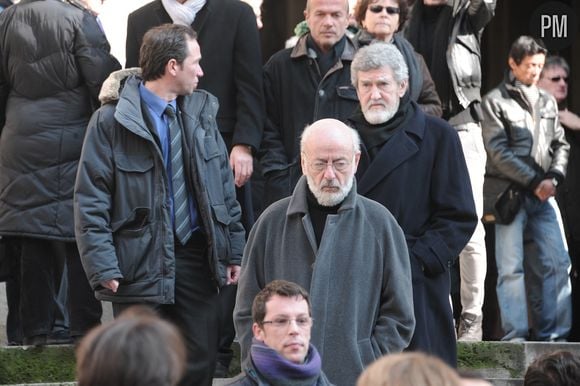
[
  {"xmin": 113, "ymin": 74, "xmax": 214, "ymax": 142},
  {"xmin": 286, "ymin": 176, "xmax": 358, "ymax": 217},
  {"xmin": 356, "ymin": 104, "xmax": 426, "ymax": 194}
]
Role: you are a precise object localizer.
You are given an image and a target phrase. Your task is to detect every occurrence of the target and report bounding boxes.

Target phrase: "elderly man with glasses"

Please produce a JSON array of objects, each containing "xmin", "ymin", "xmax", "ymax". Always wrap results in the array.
[{"xmin": 234, "ymin": 118, "xmax": 415, "ymax": 386}]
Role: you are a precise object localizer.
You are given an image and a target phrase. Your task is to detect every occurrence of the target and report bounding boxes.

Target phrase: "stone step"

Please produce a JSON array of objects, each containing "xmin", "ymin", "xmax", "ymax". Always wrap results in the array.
[
  {"xmin": 457, "ymin": 341, "xmax": 580, "ymax": 379},
  {"xmin": 2, "ymin": 341, "xmax": 580, "ymax": 385},
  {"xmin": 486, "ymin": 379, "xmax": 523, "ymax": 386}
]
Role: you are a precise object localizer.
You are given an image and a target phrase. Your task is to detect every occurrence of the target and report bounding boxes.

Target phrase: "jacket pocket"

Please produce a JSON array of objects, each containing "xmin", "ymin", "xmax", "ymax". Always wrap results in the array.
[
  {"xmin": 336, "ymin": 85, "xmax": 359, "ymax": 101},
  {"xmin": 211, "ymin": 204, "xmax": 232, "ymax": 263},
  {"xmin": 113, "ymin": 221, "xmax": 154, "ymax": 283},
  {"xmin": 114, "ymin": 153, "xmax": 155, "ymax": 213},
  {"xmin": 116, "ymin": 153, "xmax": 155, "ymax": 172},
  {"xmin": 357, "ymin": 338, "xmax": 377, "ymax": 367},
  {"xmin": 202, "ymin": 136, "xmax": 220, "ymax": 161},
  {"xmin": 111, "ymin": 207, "xmax": 154, "ymax": 283}
]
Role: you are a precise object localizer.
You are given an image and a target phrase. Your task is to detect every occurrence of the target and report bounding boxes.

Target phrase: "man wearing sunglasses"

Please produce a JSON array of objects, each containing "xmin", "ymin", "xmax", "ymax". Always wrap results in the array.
[
  {"xmin": 235, "ymin": 118, "xmax": 414, "ymax": 386},
  {"xmin": 229, "ymin": 280, "xmax": 333, "ymax": 386},
  {"xmin": 538, "ymin": 55, "xmax": 580, "ymax": 341}
]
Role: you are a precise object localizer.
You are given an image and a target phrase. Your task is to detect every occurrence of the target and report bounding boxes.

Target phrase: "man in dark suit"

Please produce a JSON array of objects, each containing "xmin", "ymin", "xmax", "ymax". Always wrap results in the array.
[
  {"xmin": 125, "ymin": 0, "xmax": 264, "ymax": 374},
  {"xmin": 347, "ymin": 42, "xmax": 477, "ymax": 367}
]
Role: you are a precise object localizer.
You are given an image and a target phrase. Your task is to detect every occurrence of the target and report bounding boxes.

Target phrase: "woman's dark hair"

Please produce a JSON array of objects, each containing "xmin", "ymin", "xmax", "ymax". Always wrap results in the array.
[{"xmin": 354, "ymin": 0, "xmax": 409, "ymax": 32}]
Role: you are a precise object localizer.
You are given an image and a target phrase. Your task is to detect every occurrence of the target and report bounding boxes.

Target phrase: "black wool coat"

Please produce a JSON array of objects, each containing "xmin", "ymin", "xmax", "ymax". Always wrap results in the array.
[
  {"xmin": 126, "ymin": 0, "xmax": 264, "ymax": 150},
  {"xmin": 349, "ymin": 103, "xmax": 478, "ymax": 367},
  {"xmin": 0, "ymin": 0, "xmax": 120, "ymax": 240}
]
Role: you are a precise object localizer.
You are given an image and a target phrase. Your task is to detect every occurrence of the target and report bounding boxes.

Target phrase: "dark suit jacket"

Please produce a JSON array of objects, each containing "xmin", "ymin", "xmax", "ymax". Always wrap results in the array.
[
  {"xmin": 350, "ymin": 103, "xmax": 477, "ymax": 367},
  {"xmin": 126, "ymin": 0, "xmax": 264, "ymax": 150}
]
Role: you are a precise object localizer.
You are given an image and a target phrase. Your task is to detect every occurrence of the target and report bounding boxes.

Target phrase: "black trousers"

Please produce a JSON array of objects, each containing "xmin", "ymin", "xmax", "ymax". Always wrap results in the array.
[
  {"xmin": 19, "ymin": 238, "xmax": 101, "ymax": 339},
  {"xmin": 112, "ymin": 235, "xmax": 219, "ymax": 386}
]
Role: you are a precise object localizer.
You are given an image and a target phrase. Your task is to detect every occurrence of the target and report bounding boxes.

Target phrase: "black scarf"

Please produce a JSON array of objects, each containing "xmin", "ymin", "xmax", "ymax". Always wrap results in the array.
[
  {"xmin": 349, "ymin": 96, "xmax": 415, "ymax": 159},
  {"xmin": 306, "ymin": 34, "xmax": 346, "ymax": 77},
  {"xmin": 306, "ymin": 188, "xmax": 339, "ymax": 247},
  {"xmin": 406, "ymin": 2, "xmax": 454, "ymax": 115}
]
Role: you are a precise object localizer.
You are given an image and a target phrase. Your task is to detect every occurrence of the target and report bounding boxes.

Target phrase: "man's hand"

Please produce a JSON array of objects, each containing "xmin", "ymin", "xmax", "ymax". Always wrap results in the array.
[
  {"xmin": 534, "ymin": 178, "xmax": 556, "ymax": 202},
  {"xmin": 559, "ymin": 109, "xmax": 580, "ymax": 131},
  {"xmin": 229, "ymin": 144, "xmax": 253, "ymax": 187},
  {"xmin": 226, "ymin": 265, "xmax": 241, "ymax": 285},
  {"xmin": 101, "ymin": 279, "xmax": 119, "ymax": 293}
]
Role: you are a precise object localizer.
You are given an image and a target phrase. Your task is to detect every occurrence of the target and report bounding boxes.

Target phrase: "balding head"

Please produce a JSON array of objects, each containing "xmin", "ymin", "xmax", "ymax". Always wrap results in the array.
[
  {"xmin": 301, "ymin": 118, "xmax": 361, "ymax": 155},
  {"xmin": 300, "ymin": 119, "xmax": 361, "ymax": 206}
]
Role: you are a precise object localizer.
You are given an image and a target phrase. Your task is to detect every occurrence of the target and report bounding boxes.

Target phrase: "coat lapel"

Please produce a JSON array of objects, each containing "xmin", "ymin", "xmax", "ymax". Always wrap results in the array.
[
  {"xmin": 357, "ymin": 108, "xmax": 425, "ymax": 194},
  {"xmin": 192, "ymin": 0, "xmax": 211, "ymax": 33},
  {"xmin": 154, "ymin": 0, "xmax": 171, "ymax": 23}
]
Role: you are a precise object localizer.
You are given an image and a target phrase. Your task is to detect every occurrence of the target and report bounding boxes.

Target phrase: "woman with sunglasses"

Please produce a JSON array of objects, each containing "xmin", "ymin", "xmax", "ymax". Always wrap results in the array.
[{"xmin": 353, "ymin": 0, "xmax": 442, "ymax": 117}]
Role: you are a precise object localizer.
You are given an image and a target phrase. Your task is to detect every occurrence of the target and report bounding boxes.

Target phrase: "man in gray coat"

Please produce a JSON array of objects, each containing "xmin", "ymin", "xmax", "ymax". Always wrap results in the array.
[{"xmin": 234, "ymin": 118, "xmax": 415, "ymax": 386}]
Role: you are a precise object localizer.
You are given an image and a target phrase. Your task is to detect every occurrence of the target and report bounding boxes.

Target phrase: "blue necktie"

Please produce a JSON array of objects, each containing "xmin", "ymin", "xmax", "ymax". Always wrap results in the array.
[{"xmin": 165, "ymin": 105, "xmax": 192, "ymax": 245}]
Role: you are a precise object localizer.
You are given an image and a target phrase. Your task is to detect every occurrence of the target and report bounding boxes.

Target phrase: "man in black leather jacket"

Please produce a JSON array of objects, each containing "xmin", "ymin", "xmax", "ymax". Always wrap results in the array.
[{"xmin": 482, "ymin": 36, "xmax": 571, "ymax": 342}]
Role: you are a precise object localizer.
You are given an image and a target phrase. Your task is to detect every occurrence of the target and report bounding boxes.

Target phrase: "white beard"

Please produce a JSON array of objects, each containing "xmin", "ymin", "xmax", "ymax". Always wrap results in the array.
[
  {"xmin": 362, "ymin": 98, "xmax": 400, "ymax": 125},
  {"xmin": 306, "ymin": 174, "xmax": 354, "ymax": 207}
]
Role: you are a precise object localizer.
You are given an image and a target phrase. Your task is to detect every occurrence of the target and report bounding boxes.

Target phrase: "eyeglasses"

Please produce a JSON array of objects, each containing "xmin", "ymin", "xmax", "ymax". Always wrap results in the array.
[
  {"xmin": 549, "ymin": 76, "xmax": 568, "ymax": 83},
  {"xmin": 368, "ymin": 5, "xmax": 400, "ymax": 15},
  {"xmin": 261, "ymin": 317, "xmax": 313, "ymax": 329},
  {"xmin": 309, "ymin": 159, "xmax": 351, "ymax": 173}
]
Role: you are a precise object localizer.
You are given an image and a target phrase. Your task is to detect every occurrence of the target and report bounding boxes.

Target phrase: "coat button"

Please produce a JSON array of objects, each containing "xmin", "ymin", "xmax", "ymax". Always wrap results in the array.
[{"xmin": 318, "ymin": 89, "xmax": 325, "ymax": 97}]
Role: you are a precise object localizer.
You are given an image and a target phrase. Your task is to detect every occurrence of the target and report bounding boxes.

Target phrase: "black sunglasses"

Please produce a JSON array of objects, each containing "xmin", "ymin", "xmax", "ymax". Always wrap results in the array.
[
  {"xmin": 549, "ymin": 76, "xmax": 568, "ymax": 83},
  {"xmin": 368, "ymin": 5, "xmax": 401, "ymax": 15}
]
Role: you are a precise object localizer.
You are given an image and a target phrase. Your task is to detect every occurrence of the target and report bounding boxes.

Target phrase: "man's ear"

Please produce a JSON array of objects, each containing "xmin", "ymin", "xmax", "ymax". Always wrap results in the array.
[
  {"xmin": 252, "ymin": 322, "xmax": 265, "ymax": 341},
  {"xmin": 353, "ymin": 151, "xmax": 361, "ymax": 172},
  {"xmin": 166, "ymin": 58, "xmax": 179, "ymax": 77},
  {"xmin": 398, "ymin": 79, "xmax": 408, "ymax": 98},
  {"xmin": 301, "ymin": 152, "xmax": 308, "ymax": 176},
  {"xmin": 508, "ymin": 57, "xmax": 517, "ymax": 72}
]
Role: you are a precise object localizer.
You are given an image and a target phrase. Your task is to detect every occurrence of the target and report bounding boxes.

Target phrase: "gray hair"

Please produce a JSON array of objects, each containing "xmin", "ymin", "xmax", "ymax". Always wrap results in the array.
[
  {"xmin": 351, "ymin": 43, "xmax": 409, "ymax": 87},
  {"xmin": 542, "ymin": 55, "xmax": 570, "ymax": 76},
  {"xmin": 300, "ymin": 121, "xmax": 361, "ymax": 154}
]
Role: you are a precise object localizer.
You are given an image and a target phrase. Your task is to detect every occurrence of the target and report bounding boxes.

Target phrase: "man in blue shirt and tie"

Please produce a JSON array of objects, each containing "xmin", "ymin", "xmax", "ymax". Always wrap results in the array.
[{"xmin": 74, "ymin": 24, "xmax": 245, "ymax": 386}]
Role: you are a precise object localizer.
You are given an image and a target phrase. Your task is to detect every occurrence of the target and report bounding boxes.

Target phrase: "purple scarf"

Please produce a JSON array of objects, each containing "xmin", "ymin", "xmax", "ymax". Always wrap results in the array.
[{"xmin": 250, "ymin": 338, "xmax": 322, "ymax": 386}]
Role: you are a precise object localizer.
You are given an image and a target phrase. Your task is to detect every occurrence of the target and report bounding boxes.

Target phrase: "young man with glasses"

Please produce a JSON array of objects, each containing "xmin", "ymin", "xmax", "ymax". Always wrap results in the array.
[
  {"xmin": 235, "ymin": 118, "xmax": 414, "ymax": 386},
  {"xmin": 229, "ymin": 280, "xmax": 333, "ymax": 386}
]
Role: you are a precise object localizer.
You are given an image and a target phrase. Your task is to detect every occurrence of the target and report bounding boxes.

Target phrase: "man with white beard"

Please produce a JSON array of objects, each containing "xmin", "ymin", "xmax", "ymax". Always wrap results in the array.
[
  {"xmin": 348, "ymin": 43, "xmax": 477, "ymax": 367},
  {"xmin": 234, "ymin": 118, "xmax": 415, "ymax": 386}
]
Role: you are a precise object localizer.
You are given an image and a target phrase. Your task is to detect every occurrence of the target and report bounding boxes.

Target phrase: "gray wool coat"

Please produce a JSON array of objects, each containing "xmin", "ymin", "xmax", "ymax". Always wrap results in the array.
[{"xmin": 234, "ymin": 177, "xmax": 415, "ymax": 386}]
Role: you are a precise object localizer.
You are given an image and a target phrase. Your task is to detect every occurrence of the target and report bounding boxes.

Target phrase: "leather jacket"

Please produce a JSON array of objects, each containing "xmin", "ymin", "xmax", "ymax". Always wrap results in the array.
[{"xmin": 482, "ymin": 74, "xmax": 569, "ymax": 191}]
